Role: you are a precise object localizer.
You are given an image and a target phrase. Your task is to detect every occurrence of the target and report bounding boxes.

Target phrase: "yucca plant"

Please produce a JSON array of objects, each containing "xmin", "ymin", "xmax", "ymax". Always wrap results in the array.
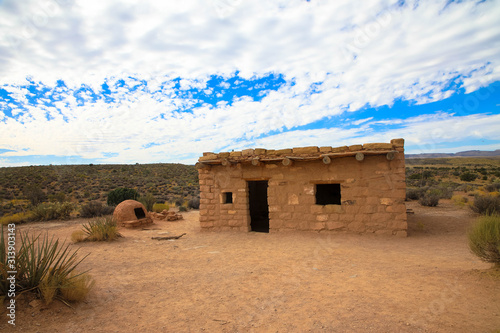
[
  {"xmin": 0, "ymin": 226, "xmax": 11, "ymax": 299},
  {"xmin": 73, "ymin": 217, "xmax": 121, "ymax": 242},
  {"xmin": 1, "ymin": 225, "xmax": 93, "ymax": 304}
]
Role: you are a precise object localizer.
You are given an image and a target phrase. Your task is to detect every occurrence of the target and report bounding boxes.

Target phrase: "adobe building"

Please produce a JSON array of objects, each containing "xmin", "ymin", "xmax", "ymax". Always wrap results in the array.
[{"xmin": 196, "ymin": 138, "xmax": 407, "ymax": 236}]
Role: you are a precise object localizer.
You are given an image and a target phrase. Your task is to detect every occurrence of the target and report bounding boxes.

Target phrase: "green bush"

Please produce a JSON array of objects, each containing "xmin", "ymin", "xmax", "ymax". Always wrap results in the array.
[
  {"xmin": 80, "ymin": 201, "xmax": 114, "ymax": 218},
  {"xmin": 406, "ymin": 188, "xmax": 426, "ymax": 201},
  {"xmin": 471, "ymin": 195, "xmax": 500, "ymax": 215},
  {"xmin": 419, "ymin": 194, "xmax": 439, "ymax": 207},
  {"xmin": 468, "ymin": 215, "xmax": 500, "ymax": 266},
  {"xmin": 153, "ymin": 203, "xmax": 169, "ymax": 213},
  {"xmin": 188, "ymin": 197, "xmax": 200, "ymax": 209},
  {"xmin": 23, "ymin": 185, "xmax": 46, "ymax": 206},
  {"xmin": 139, "ymin": 193, "xmax": 156, "ymax": 212},
  {"xmin": 460, "ymin": 172, "xmax": 477, "ymax": 182},
  {"xmin": 0, "ymin": 225, "xmax": 93, "ymax": 304},
  {"xmin": 178, "ymin": 206, "xmax": 188, "ymax": 212},
  {"xmin": 107, "ymin": 188, "xmax": 139, "ymax": 206},
  {"xmin": 72, "ymin": 217, "xmax": 120, "ymax": 242},
  {"xmin": 32, "ymin": 202, "xmax": 74, "ymax": 221}
]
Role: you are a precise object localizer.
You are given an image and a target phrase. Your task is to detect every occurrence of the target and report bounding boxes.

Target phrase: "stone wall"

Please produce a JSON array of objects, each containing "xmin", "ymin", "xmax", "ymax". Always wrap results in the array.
[{"xmin": 198, "ymin": 138, "xmax": 407, "ymax": 236}]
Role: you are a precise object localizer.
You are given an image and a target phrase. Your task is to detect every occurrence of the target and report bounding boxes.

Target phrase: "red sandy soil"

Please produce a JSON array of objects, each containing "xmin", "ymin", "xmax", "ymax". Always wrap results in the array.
[{"xmin": 1, "ymin": 201, "xmax": 499, "ymax": 333}]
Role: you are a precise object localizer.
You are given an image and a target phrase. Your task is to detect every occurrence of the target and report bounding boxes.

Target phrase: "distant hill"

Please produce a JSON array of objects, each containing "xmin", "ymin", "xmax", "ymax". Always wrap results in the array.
[{"xmin": 406, "ymin": 150, "xmax": 500, "ymax": 159}]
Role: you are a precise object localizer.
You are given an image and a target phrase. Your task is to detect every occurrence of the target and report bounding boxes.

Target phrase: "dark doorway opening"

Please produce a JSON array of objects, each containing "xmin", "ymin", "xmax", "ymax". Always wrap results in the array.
[
  {"xmin": 134, "ymin": 207, "xmax": 146, "ymax": 219},
  {"xmin": 248, "ymin": 180, "xmax": 269, "ymax": 233}
]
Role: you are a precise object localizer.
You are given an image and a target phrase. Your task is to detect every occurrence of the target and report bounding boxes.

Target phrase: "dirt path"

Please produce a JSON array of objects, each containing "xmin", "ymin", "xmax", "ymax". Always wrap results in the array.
[{"xmin": 2, "ymin": 201, "xmax": 499, "ymax": 332}]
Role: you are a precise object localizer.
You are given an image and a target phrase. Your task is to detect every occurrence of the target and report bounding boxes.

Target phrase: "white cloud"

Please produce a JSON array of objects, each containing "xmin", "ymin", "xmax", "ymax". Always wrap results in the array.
[
  {"xmin": 0, "ymin": 0, "xmax": 499, "ymax": 165},
  {"xmin": 352, "ymin": 117, "xmax": 373, "ymax": 126}
]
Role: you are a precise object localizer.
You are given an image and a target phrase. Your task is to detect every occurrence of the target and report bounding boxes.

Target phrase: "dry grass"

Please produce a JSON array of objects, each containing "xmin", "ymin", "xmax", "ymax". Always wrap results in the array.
[
  {"xmin": 60, "ymin": 272, "xmax": 95, "ymax": 302},
  {"xmin": 73, "ymin": 217, "xmax": 121, "ymax": 242},
  {"xmin": 468, "ymin": 215, "xmax": 500, "ymax": 266}
]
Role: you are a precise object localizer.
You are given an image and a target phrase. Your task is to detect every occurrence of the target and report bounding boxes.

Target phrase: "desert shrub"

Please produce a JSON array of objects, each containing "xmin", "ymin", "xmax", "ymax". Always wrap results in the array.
[
  {"xmin": 460, "ymin": 171, "xmax": 477, "ymax": 182},
  {"xmin": 408, "ymin": 173, "xmax": 422, "ymax": 180},
  {"xmin": 23, "ymin": 185, "xmax": 47, "ymax": 206},
  {"xmin": 485, "ymin": 183, "xmax": 500, "ymax": 193},
  {"xmin": 427, "ymin": 186, "xmax": 453, "ymax": 200},
  {"xmin": 456, "ymin": 184, "xmax": 474, "ymax": 193},
  {"xmin": 451, "ymin": 195, "xmax": 469, "ymax": 207},
  {"xmin": 71, "ymin": 230, "xmax": 86, "ymax": 243},
  {"xmin": 107, "ymin": 187, "xmax": 139, "ymax": 206},
  {"xmin": 80, "ymin": 201, "xmax": 114, "ymax": 218},
  {"xmin": 468, "ymin": 215, "xmax": 500, "ymax": 266},
  {"xmin": 188, "ymin": 197, "xmax": 200, "ymax": 209},
  {"xmin": 48, "ymin": 192, "xmax": 66, "ymax": 203},
  {"xmin": 172, "ymin": 199, "xmax": 182, "ymax": 207},
  {"xmin": 139, "ymin": 193, "xmax": 156, "ymax": 212},
  {"xmin": 471, "ymin": 195, "xmax": 500, "ymax": 215},
  {"xmin": 0, "ymin": 212, "xmax": 34, "ymax": 225},
  {"xmin": 419, "ymin": 194, "xmax": 439, "ymax": 207},
  {"xmin": 32, "ymin": 202, "xmax": 74, "ymax": 221},
  {"xmin": 73, "ymin": 217, "xmax": 121, "ymax": 242},
  {"xmin": 0, "ymin": 225, "xmax": 92, "ymax": 304},
  {"xmin": 153, "ymin": 203, "xmax": 169, "ymax": 213},
  {"xmin": 178, "ymin": 206, "xmax": 188, "ymax": 212},
  {"xmin": 406, "ymin": 188, "xmax": 426, "ymax": 201}
]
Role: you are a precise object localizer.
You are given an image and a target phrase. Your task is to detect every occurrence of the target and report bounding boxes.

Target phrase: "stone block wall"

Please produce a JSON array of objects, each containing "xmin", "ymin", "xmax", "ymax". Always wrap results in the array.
[{"xmin": 198, "ymin": 138, "xmax": 407, "ymax": 236}]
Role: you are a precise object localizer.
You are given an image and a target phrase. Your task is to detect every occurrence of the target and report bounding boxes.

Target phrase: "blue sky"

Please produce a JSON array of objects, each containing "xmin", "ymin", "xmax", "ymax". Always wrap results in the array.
[{"xmin": 0, "ymin": 0, "xmax": 499, "ymax": 166}]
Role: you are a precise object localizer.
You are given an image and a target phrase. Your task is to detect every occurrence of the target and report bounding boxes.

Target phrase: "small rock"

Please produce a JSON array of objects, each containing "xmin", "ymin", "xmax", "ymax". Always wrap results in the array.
[{"xmin": 29, "ymin": 300, "xmax": 43, "ymax": 308}]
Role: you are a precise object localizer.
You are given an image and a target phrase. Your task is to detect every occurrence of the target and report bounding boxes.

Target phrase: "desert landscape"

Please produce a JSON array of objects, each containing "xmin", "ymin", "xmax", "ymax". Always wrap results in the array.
[
  {"xmin": 1, "ymin": 198, "xmax": 498, "ymax": 333},
  {"xmin": 1, "ymin": 1, "xmax": 499, "ymax": 332}
]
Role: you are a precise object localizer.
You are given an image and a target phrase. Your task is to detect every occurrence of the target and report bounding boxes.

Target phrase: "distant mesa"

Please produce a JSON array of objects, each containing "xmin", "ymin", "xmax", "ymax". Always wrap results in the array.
[{"xmin": 405, "ymin": 149, "xmax": 500, "ymax": 159}]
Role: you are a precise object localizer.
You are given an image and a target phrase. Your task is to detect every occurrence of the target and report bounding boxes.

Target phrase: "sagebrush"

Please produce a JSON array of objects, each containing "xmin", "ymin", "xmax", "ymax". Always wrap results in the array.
[
  {"xmin": 468, "ymin": 215, "xmax": 500, "ymax": 266},
  {"xmin": 419, "ymin": 194, "xmax": 439, "ymax": 207},
  {"xmin": 32, "ymin": 202, "xmax": 74, "ymax": 221},
  {"xmin": 80, "ymin": 201, "xmax": 114, "ymax": 218},
  {"xmin": 471, "ymin": 195, "xmax": 500, "ymax": 215}
]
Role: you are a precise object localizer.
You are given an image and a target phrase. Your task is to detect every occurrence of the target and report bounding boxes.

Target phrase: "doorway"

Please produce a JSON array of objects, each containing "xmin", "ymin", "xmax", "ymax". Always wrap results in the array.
[{"xmin": 248, "ymin": 180, "xmax": 269, "ymax": 232}]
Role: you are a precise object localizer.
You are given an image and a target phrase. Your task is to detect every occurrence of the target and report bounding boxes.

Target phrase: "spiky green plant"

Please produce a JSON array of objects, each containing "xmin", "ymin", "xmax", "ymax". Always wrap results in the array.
[
  {"xmin": 139, "ymin": 193, "xmax": 156, "ymax": 212},
  {"xmin": 1, "ymin": 225, "xmax": 92, "ymax": 303},
  {"xmin": 75, "ymin": 217, "xmax": 120, "ymax": 242},
  {"xmin": 0, "ymin": 225, "xmax": 11, "ymax": 298}
]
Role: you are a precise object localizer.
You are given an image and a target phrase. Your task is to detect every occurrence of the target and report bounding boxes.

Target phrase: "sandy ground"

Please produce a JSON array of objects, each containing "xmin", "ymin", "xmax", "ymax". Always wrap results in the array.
[{"xmin": 1, "ymin": 201, "xmax": 499, "ymax": 333}]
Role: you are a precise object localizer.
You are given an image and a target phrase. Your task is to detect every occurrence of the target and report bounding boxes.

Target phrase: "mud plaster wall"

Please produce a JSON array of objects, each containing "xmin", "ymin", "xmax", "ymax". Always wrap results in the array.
[{"xmin": 198, "ymin": 143, "xmax": 407, "ymax": 236}]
